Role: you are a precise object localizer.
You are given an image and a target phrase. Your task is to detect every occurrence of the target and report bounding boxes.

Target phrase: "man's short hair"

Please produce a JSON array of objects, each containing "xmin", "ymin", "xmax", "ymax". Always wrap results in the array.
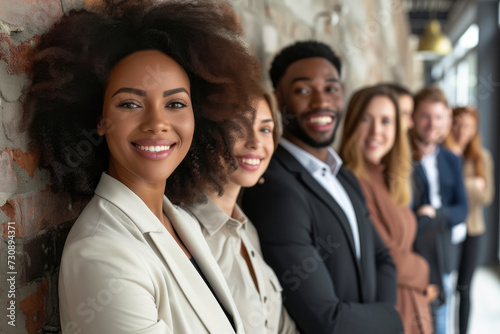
[
  {"xmin": 413, "ymin": 85, "xmax": 448, "ymax": 111},
  {"xmin": 269, "ymin": 40, "xmax": 341, "ymax": 89}
]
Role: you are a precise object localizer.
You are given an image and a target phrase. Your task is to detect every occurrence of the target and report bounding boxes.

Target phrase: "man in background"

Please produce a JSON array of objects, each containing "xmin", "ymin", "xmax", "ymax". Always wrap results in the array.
[
  {"xmin": 242, "ymin": 40, "xmax": 403, "ymax": 334},
  {"xmin": 410, "ymin": 85, "xmax": 468, "ymax": 334}
]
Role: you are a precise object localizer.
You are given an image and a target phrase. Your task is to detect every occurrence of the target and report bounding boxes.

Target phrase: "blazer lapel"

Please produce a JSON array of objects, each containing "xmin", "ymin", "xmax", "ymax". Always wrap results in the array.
[
  {"xmin": 148, "ymin": 202, "xmax": 236, "ymax": 333},
  {"xmin": 168, "ymin": 204, "xmax": 244, "ymax": 333},
  {"xmin": 95, "ymin": 173, "xmax": 235, "ymax": 333},
  {"xmin": 275, "ymin": 147, "xmax": 359, "ymax": 265},
  {"xmin": 413, "ymin": 162, "xmax": 431, "ymax": 207},
  {"xmin": 336, "ymin": 169, "xmax": 369, "ymax": 301}
]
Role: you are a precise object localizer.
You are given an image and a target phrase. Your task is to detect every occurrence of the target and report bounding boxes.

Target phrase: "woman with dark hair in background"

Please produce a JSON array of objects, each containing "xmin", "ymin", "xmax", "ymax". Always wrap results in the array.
[
  {"xmin": 377, "ymin": 82, "xmax": 414, "ymax": 131},
  {"xmin": 184, "ymin": 91, "xmax": 298, "ymax": 334},
  {"xmin": 445, "ymin": 106, "xmax": 495, "ymax": 334},
  {"xmin": 339, "ymin": 85, "xmax": 434, "ymax": 334},
  {"xmin": 24, "ymin": 0, "xmax": 262, "ymax": 332}
]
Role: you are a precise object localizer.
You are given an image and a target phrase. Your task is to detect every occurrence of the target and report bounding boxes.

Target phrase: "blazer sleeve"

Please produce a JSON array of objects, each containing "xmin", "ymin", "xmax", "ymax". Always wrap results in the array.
[
  {"xmin": 441, "ymin": 152, "xmax": 469, "ymax": 228},
  {"xmin": 242, "ymin": 174, "xmax": 403, "ymax": 334},
  {"xmin": 369, "ymin": 220, "xmax": 400, "ymax": 303},
  {"xmin": 465, "ymin": 149, "xmax": 495, "ymax": 207},
  {"xmin": 59, "ymin": 235, "xmax": 172, "ymax": 334}
]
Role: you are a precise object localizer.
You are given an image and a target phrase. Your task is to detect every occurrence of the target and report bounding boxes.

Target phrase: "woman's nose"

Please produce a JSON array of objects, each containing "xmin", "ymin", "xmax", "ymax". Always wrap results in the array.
[{"xmin": 140, "ymin": 106, "xmax": 170, "ymax": 134}]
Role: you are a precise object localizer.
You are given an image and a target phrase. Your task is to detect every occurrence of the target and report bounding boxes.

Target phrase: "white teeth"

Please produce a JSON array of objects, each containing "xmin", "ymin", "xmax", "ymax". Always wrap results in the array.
[
  {"xmin": 239, "ymin": 158, "xmax": 260, "ymax": 166},
  {"xmin": 309, "ymin": 116, "xmax": 333, "ymax": 125},
  {"xmin": 135, "ymin": 145, "xmax": 170, "ymax": 152}
]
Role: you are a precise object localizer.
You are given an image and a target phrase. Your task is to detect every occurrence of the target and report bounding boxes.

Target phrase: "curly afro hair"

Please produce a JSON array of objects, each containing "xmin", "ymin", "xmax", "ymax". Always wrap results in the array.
[
  {"xmin": 269, "ymin": 40, "xmax": 342, "ymax": 89},
  {"xmin": 24, "ymin": 0, "xmax": 262, "ymax": 204},
  {"xmin": 24, "ymin": 0, "xmax": 261, "ymax": 203}
]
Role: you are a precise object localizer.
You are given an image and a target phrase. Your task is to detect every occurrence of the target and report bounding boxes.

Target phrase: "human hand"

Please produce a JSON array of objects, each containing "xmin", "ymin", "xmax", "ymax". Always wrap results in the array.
[
  {"xmin": 475, "ymin": 177, "xmax": 486, "ymax": 191},
  {"xmin": 425, "ymin": 284, "xmax": 439, "ymax": 303},
  {"xmin": 417, "ymin": 205, "xmax": 436, "ymax": 218}
]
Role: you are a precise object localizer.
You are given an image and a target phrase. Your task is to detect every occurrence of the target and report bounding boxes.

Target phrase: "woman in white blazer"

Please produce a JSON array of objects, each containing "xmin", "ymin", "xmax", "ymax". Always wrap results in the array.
[{"xmin": 25, "ymin": 1, "xmax": 262, "ymax": 333}]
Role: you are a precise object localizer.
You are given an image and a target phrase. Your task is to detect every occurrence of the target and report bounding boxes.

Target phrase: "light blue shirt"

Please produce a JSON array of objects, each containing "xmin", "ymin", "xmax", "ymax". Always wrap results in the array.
[{"xmin": 280, "ymin": 139, "xmax": 361, "ymax": 259}]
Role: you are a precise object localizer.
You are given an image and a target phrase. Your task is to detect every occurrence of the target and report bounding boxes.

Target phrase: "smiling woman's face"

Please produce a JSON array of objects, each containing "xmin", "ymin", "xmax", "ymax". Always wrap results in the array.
[
  {"xmin": 229, "ymin": 98, "xmax": 275, "ymax": 188},
  {"xmin": 98, "ymin": 50, "xmax": 194, "ymax": 188}
]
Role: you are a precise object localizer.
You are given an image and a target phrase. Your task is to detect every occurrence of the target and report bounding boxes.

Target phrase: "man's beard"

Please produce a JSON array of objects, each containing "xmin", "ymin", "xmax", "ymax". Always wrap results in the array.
[{"xmin": 283, "ymin": 106, "xmax": 342, "ymax": 148}]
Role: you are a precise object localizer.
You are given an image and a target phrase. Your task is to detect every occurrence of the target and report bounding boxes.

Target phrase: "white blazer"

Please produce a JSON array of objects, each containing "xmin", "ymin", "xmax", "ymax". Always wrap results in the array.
[{"xmin": 59, "ymin": 173, "xmax": 244, "ymax": 333}]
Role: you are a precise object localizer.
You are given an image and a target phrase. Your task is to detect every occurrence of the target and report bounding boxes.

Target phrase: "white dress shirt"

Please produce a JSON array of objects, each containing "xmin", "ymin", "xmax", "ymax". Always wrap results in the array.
[
  {"xmin": 280, "ymin": 139, "xmax": 361, "ymax": 259},
  {"xmin": 420, "ymin": 147, "xmax": 442, "ymax": 209},
  {"xmin": 185, "ymin": 198, "xmax": 298, "ymax": 334}
]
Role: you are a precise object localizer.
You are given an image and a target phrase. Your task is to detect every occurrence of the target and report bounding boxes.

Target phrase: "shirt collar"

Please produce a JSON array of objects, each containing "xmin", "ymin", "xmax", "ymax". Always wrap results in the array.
[
  {"xmin": 185, "ymin": 196, "xmax": 248, "ymax": 236},
  {"xmin": 421, "ymin": 145, "xmax": 440, "ymax": 160},
  {"xmin": 280, "ymin": 138, "xmax": 343, "ymax": 176}
]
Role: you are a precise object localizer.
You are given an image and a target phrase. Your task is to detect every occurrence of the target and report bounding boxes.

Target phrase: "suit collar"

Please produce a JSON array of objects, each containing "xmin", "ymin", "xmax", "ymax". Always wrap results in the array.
[
  {"xmin": 279, "ymin": 139, "xmax": 343, "ymax": 175},
  {"xmin": 94, "ymin": 172, "xmax": 164, "ymax": 233},
  {"xmin": 185, "ymin": 196, "xmax": 248, "ymax": 237},
  {"xmin": 274, "ymin": 148, "xmax": 361, "ymax": 267},
  {"xmin": 171, "ymin": 206, "xmax": 244, "ymax": 333}
]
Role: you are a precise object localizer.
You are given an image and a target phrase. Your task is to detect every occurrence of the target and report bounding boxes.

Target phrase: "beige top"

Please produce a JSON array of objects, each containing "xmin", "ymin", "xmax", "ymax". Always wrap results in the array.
[
  {"xmin": 185, "ymin": 198, "xmax": 298, "ymax": 334},
  {"xmin": 464, "ymin": 148, "xmax": 495, "ymax": 236}
]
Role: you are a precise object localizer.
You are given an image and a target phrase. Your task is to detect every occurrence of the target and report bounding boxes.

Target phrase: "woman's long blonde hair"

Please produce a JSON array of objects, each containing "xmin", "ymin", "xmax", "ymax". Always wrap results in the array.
[{"xmin": 339, "ymin": 85, "xmax": 412, "ymax": 206}]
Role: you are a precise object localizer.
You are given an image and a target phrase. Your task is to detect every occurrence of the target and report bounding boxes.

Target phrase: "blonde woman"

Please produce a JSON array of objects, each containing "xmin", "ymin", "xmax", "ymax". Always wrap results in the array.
[
  {"xmin": 339, "ymin": 85, "xmax": 434, "ymax": 334},
  {"xmin": 445, "ymin": 106, "xmax": 495, "ymax": 334}
]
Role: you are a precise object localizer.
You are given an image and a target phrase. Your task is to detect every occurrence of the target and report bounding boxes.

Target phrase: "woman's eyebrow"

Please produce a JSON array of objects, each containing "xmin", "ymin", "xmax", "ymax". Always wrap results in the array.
[{"xmin": 112, "ymin": 87, "xmax": 146, "ymax": 97}]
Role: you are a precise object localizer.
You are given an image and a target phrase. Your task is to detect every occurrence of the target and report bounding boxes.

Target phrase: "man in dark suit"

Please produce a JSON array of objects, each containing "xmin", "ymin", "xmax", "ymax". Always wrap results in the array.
[
  {"xmin": 410, "ymin": 86, "xmax": 468, "ymax": 334},
  {"xmin": 241, "ymin": 41, "xmax": 403, "ymax": 334}
]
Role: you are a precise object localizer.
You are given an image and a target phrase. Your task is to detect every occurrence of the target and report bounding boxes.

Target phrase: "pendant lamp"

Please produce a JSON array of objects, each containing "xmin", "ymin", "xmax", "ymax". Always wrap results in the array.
[{"xmin": 418, "ymin": 19, "xmax": 452, "ymax": 58}]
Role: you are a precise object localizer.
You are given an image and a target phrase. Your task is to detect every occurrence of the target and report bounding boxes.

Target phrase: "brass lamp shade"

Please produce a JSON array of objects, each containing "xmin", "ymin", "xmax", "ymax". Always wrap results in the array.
[{"xmin": 418, "ymin": 19, "xmax": 452, "ymax": 56}]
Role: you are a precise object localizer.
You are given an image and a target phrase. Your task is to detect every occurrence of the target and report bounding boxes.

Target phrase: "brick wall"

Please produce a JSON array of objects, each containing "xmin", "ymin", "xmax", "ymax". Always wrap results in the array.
[{"xmin": 0, "ymin": 0, "xmax": 412, "ymax": 332}]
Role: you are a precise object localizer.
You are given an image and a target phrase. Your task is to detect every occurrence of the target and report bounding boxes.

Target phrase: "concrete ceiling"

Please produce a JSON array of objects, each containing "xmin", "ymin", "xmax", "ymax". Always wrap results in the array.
[{"xmin": 404, "ymin": 0, "xmax": 461, "ymax": 35}]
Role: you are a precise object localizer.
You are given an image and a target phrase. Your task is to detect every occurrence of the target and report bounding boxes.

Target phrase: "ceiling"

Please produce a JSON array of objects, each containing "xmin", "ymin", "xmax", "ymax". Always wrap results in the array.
[{"xmin": 404, "ymin": 0, "xmax": 461, "ymax": 35}]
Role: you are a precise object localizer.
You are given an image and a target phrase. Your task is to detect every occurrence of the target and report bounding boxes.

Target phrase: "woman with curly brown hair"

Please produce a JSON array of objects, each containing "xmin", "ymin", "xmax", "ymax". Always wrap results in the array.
[
  {"xmin": 24, "ymin": 0, "xmax": 262, "ymax": 333},
  {"xmin": 444, "ymin": 106, "xmax": 495, "ymax": 334},
  {"xmin": 339, "ymin": 85, "xmax": 434, "ymax": 334},
  {"xmin": 184, "ymin": 90, "xmax": 299, "ymax": 334}
]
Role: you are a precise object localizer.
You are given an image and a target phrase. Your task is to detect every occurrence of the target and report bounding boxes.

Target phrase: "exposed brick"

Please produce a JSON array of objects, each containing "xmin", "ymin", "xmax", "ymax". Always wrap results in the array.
[
  {"xmin": 0, "ymin": 148, "xmax": 18, "ymax": 206},
  {"xmin": 12, "ymin": 147, "xmax": 40, "ymax": 178},
  {"xmin": 0, "ymin": 34, "xmax": 39, "ymax": 76},
  {"xmin": 1, "ymin": 200, "xmax": 15, "ymax": 217},
  {"xmin": 2, "ymin": 100, "xmax": 26, "ymax": 141},
  {"xmin": 2, "ymin": 187, "xmax": 87, "ymax": 238},
  {"xmin": 83, "ymin": 0, "xmax": 103, "ymax": 8},
  {"xmin": 1, "ymin": 203, "xmax": 15, "ymax": 231},
  {"xmin": 0, "ymin": 60, "xmax": 29, "ymax": 102},
  {"xmin": 19, "ymin": 280, "xmax": 48, "ymax": 334},
  {"xmin": 0, "ymin": 0, "xmax": 63, "ymax": 30}
]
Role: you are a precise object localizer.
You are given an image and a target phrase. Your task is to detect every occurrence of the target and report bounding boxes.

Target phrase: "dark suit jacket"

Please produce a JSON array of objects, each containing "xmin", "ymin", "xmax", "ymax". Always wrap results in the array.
[
  {"xmin": 412, "ymin": 146, "xmax": 468, "ymax": 283},
  {"xmin": 241, "ymin": 145, "xmax": 404, "ymax": 334}
]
